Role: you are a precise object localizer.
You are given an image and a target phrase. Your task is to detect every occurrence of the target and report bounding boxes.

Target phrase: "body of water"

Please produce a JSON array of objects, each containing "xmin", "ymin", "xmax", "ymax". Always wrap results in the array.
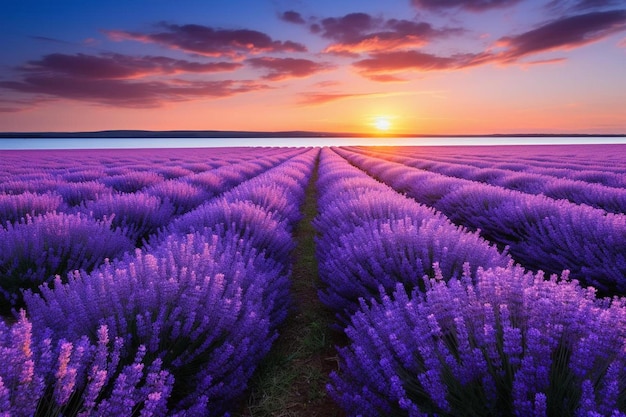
[{"xmin": 0, "ymin": 136, "xmax": 625, "ymax": 150}]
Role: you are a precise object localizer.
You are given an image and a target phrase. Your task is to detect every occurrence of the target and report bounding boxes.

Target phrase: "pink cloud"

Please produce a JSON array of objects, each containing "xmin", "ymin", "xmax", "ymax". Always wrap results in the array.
[
  {"xmin": 21, "ymin": 53, "xmax": 241, "ymax": 79},
  {"xmin": 496, "ymin": 10, "xmax": 626, "ymax": 62},
  {"xmin": 0, "ymin": 77, "xmax": 268, "ymax": 108},
  {"xmin": 0, "ymin": 96, "xmax": 53, "ymax": 112},
  {"xmin": 365, "ymin": 73, "xmax": 408, "ymax": 82},
  {"xmin": 297, "ymin": 92, "xmax": 373, "ymax": 106},
  {"xmin": 247, "ymin": 57, "xmax": 334, "ymax": 80},
  {"xmin": 105, "ymin": 23, "xmax": 307, "ymax": 58},
  {"xmin": 411, "ymin": 0, "xmax": 522, "ymax": 12},
  {"xmin": 353, "ymin": 50, "xmax": 491, "ymax": 79},
  {"xmin": 311, "ymin": 13, "xmax": 462, "ymax": 55}
]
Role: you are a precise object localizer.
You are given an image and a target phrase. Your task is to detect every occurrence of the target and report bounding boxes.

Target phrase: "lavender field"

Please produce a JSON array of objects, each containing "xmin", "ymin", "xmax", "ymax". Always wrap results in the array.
[{"xmin": 1, "ymin": 144, "xmax": 626, "ymax": 417}]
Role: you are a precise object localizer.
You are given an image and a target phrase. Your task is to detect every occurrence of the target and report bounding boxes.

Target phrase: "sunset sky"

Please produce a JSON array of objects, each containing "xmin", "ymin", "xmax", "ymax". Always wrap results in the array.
[{"xmin": 1, "ymin": 0, "xmax": 625, "ymax": 135}]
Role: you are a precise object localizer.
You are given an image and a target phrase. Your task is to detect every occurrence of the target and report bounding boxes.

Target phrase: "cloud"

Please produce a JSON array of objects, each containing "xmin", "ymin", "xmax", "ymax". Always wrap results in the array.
[
  {"xmin": 411, "ymin": 0, "xmax": 522, "ymax": 12},
  {"xmin": 309, "ymin": 12, "xmax": 462, "ymax": 55},
  {"xmin": 315, "ymin": 13, "xmax": 381, "ymax": 43},
  {"xmin": 297, "ymin": 92, "xmax": 372, "ymax": 106},
  {"xmin": 546, "ymin": 0, "xmax": 623, "ymax": 12},
  {"xmin": 297, "ymin": 90, "xmax": 417, "ymax": 105},
  {"xmin": 353, "ymin": 49, "xmax": 491, "ymax": 79},
  {"xmin": 105, "ymin": 23, "xmax": 307, "ymax": 58},
  {"xmin": 246, "ymin": 57, "xmax": 334, "ymax": 80},
  {"xmin": 0, "ymin": 50, "xmax": 259, "ymax": 108},
  {"xmin": 20, "ymin": 53, "xmax": 242, "ymax": 79},
  {"xmin": 521, "ymin": 57, "xmax": 568, "ymax": 66},
  {"xmin": 497, "ymin": 10, "xmax": 626, "ymax": 62},
  {"xmin": 30, "ymin": 35, "xmax": 74, "ymax": 45},
  {"xmin": 0, "ymin": 77, "xmax": 267, "ymax": 108},
  {"xmin": 365, "ymin": 73, "xmax": 408, "ymax": 82},
  {"xmin": 0, "ymin": 96, "xmax": 45, "ymax": 112},
  {"xmin": 280, "ymin": 11, "xmax": 306, "ymax": 24}
]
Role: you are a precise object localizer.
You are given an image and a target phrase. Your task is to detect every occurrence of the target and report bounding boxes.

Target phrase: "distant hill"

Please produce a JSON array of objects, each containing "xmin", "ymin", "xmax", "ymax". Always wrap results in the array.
[{"xmin": 0, "ymin": 130, "xmax": 347, "ymax": 138}]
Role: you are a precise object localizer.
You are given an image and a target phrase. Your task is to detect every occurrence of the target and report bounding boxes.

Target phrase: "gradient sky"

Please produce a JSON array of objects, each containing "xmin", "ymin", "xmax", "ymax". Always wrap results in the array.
[{"xmin": 1, "ymin": 0, "xmax": 625, "ymax": 135}]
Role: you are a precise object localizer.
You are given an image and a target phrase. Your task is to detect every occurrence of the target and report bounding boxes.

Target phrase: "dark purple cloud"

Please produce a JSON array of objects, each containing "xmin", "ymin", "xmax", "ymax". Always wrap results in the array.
[
  {"xmin": 571, "ymin": 0, "xmax": 624, "ymax": 9},
  {"xmin": 411, "ymin": 0, "xmax": 522, "ymax": 12},
  {"xmin": 21, "ymin": 53, "xmax": 241, "ymax": 79},
  {"xmin": 247, "ymin": 57, "xmax": 333, "ymax": 80},
  {"xmin": 353, "ymin": 50, "xmax": 491, "ymax": 79},
  {"xmin": 105, "ymin": 23, "xmax": 307, "ymax": 57},
  {"xmin": 0, "ymin": 76, "xmax": 268, "ymax": 108},
  {"xmin": 280, "ymin": 11, "xmax": 306, "ymax": 24},
  {"xmin": 497, "ymin": 10, "xmax": 626, "ymax": 62},
  {"xmin": 315, "ymin": 13, "xmax": 380, "ymax": 43},
  {"xmin": 546, "ymin": 0, "xmax": 623, "ymax": 12},
  {"xmin": 311, "ymin": 12, "xmax": 461, "ymax": 54}
]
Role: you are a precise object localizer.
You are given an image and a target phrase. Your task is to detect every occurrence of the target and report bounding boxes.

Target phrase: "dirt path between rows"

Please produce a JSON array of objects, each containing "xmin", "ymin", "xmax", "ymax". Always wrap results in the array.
[{"xmin": 237, "ymin": 152, "xmax": 346, "ymax": 417}]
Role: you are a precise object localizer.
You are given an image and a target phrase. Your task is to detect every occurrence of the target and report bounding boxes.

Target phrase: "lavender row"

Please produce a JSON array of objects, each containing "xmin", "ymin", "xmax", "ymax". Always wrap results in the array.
[
  {"xmin": 0, "ymin": 212, "xmax": 135, "ymax": 314},
  {"xmin": 348, "ymin": 144, "xmax": 626, "ymax": 185},
  {"xmin": 336, "ymin": 147, "xmax": 626, "ymax": 295},
  {"xmin": 74, "ymin": 149, "xmax": 309, "ymax": 245},
  {"xmin": 0, "ymin": 147, "xmax": 296, "ymax": 184},
  {"xmin": 330, "ymin": 265, "xmax": 626, "ymax": 416},
  {"xmin": 0, "ymin": 147, "xmax": 299, "ymax": 226},
  {"xmin": 313, "ymin": 148, "xmax": 510, "ymax": 325},
  {"xmin": 345, "ymin": 146, "xmax": 626, "ymax": 215},
  {"xmin": 4, "ymin": 149, "xmax": 318, "ymax": 415},
  {"xmin": 0, "ymin": 149, "xmax": 310, "ymax": 313}
]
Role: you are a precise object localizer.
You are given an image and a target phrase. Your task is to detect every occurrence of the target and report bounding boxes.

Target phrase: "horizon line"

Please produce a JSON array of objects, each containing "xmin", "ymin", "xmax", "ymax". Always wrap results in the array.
[{"xmin": 1, "ymin": 129, "xmax": 624, "ymax": 139}]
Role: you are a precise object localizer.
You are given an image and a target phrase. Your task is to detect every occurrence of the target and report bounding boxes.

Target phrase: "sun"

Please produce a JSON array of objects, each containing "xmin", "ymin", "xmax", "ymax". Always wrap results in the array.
[{"xmin": 373, "ymin": 116, "xmax": 392, "ymax": 132}]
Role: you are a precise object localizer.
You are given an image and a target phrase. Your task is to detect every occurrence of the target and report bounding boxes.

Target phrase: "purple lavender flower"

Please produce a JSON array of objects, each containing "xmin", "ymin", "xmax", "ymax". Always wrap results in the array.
[
  {"xmin": 0, "ymin": 191, "xmax": 64, "ymax": 224},
  {"xmin": 0, "ymin": 311, "xmax": 172, "ymax": 416},
  {"xmin": 81, "ymin": 192, "xmax": 175, "ymax": 244},
  {"xmin": 99, "ymin": 171, "xmax": 164, "ymax": 193},
  {"xmin": 314, "ymin": 148, "xmax": 510, "ymax": 324},
  {"xmin": 25, "ymin": 231, "xmax": 283, "ymax": 414},
  {"xmin": 329, "ymin": 265, "xmax": 626, "ymax": 416},
  {"xmin": 145, "ymin": 180, "xmax": 210, "ymax": 215},
  {"xmin": 56, "ymin": 181, "xmax": 111, "ymax": 207},
  {"xmin": 337, "ymin": 147, "xmax": 626, "ymax": 295},
  {"xmin": 0, "ymin": 212, "xmax": 134, "ymax": 312}
]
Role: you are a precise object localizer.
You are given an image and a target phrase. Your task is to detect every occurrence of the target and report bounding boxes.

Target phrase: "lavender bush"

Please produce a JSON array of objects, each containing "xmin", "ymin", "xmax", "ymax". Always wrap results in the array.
[
  {"xmin": 145, "ymin": 180, "xmax": 210, "ymax": 215},
  {"xmin": 337, "ymin": 148, "xmax": 626, "ymax": 294},
  {"xmin": 0, "ymin": 311, "xmax": 173, "ymax": 416},
  {"xmin": 56, "ymin": 181, "xmax": 111, "ymax": 207},
  {"xmin": 0, "ymin": 212, "xmax": 134, "ymax": 313},
  {"xmin": 350, "ymin": 148, "xmax": 626, "ymax": 215},
  {"xmin": 436, "ymin": 184, "xmax": 626, "ymax": 293},
  {"xmin": 25, "ymin": 231, "xmax": 284, "ymax": 415},
  {"xmin": 62, "ymin": 168, "xmax": 107, "ymax": 183},
  {"xmin": 167, "ymin": 199, "xmax": 295, "ymax": 265},
  {"xmin": 317, "ymin": 216, "xmax": 510, "ymax": 323},
  {"xmin": 81, "ymin": 192, "xmax": 175, "ymax": 245},
  {"xmin": 329, "ymin": 264, "xmax": 626, "ymax": 417},
  {"xmin": 0, "ymin": 191, "xmax": 64, "ymax": 224},
  {"xmin": 314, "ymin": 149, "xmax": 509, "ymax": 323},
  {"xmin": 183, "ymin": 170, "xmax": 226, "ymax": 196},
  {"xmin": 99, "ymin": 171, "xmax": 164, "ymax": 193}
]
